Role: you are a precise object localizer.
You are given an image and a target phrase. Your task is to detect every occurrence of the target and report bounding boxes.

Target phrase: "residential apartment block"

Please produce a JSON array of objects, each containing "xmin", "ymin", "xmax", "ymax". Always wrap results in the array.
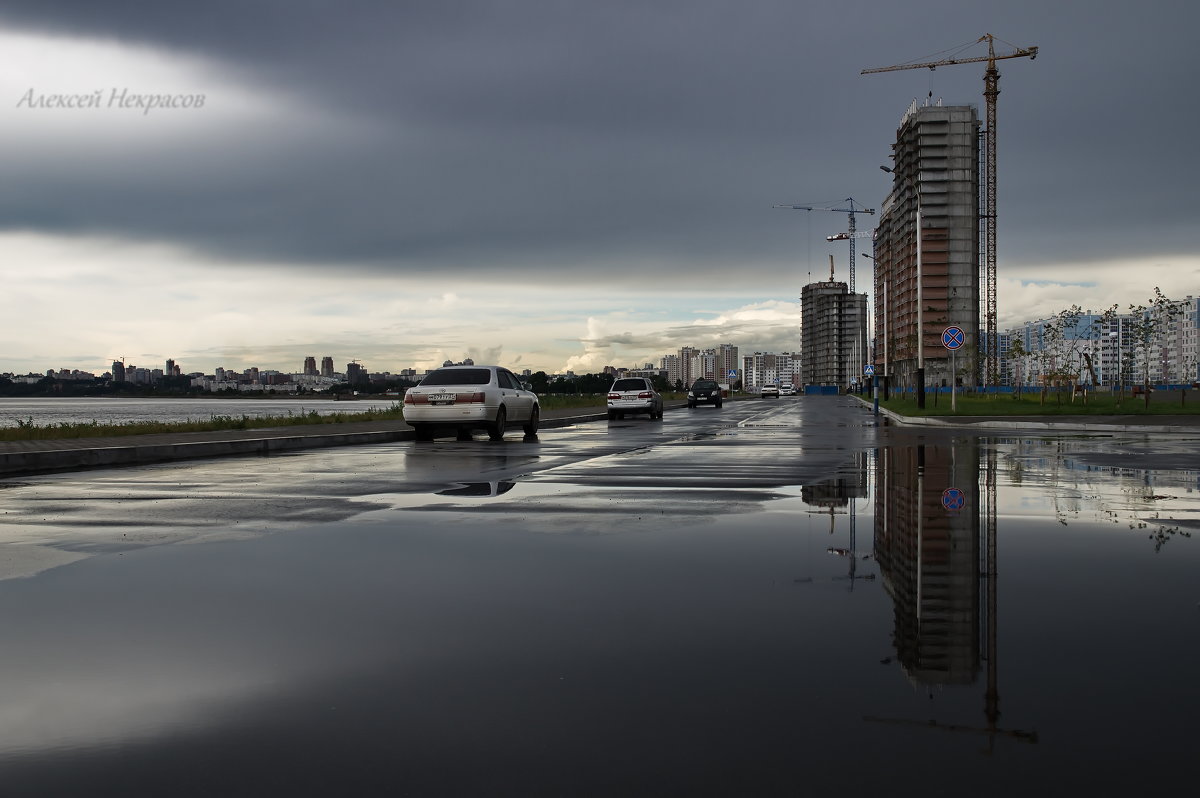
[{"xmin": 874, "ymin": 102, "xmax": 981, "ymax": 389}]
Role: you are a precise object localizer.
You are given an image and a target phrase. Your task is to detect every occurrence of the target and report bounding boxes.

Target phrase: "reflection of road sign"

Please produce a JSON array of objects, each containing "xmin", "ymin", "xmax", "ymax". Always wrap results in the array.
[
  {"xmin": 942, "ymin": 326, "xmax": 965, "ymax": 350},
  {"xmin": 864, "ymin": 364, "xmax": 875, "ymax": 376},
  {"xmin": 942, "ymin": 487, "xmax": 966, "ymax": 511},
  {"xmin": 727, "ymin": 370, "xmax": 737, "ymax": 379}
]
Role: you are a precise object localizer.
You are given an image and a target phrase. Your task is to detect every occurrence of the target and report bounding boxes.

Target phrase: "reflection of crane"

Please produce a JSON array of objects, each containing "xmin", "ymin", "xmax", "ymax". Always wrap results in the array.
[
  {"xmin": 862, "ymin": 34, "xmax": 1038, "ymax": 386},
  {"xmin": 776, "ymin": 199, "xmax": 875, "ymax": 292}
]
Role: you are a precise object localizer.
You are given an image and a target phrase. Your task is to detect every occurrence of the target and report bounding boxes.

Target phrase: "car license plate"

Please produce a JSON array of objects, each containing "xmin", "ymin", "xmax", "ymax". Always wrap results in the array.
[{"xmin": 429, "ymin": 393, "xmax": 455, "ymax": 402}]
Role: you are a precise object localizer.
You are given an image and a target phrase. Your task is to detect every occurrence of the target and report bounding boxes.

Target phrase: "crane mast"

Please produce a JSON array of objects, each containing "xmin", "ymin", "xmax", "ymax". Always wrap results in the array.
[{"xmin": 862, "ymin": 34, "xmax": 1037, "ymax": 386}]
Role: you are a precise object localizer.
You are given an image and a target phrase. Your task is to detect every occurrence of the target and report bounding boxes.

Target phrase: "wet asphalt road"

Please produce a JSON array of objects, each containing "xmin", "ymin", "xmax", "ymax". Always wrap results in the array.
[{"xmin": 0, "ymin": 396, "xmax": 1197, "ymax": 796}]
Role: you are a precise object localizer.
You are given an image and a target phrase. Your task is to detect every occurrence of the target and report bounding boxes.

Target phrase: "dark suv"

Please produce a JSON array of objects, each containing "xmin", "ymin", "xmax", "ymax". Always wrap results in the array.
[{"xmin": 687, "ymin": 379, "xmax": 723, "ymax": 408}]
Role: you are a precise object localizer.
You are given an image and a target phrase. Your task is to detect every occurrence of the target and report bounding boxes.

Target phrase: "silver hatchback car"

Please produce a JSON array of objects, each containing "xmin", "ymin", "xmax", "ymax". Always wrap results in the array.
[{"xmin": 607, "ymin": 377, "xmax": 663, "ymax": 421}]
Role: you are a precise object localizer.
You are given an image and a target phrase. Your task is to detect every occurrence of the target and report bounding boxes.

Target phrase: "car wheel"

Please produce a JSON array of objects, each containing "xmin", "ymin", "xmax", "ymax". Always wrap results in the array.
[
  {"xmin": 413, "ymin": 424, "xmax": 433, "ymax": 442},
  {"xmin": 487, "ymin": 407, "xmax": 507, "ymax": 441},
  {"xmin": 687, "ymin": 401, "xmax": 694, "ymax": 408},
  {"xmin": 607, "ymin": 410, "xmax": 617, "ymax": 421},
  {"xmin": 715, "ymin": 401, "xmax": 722, "ymax": 408},
  {"xmin": 523, "ymin": 406, "xmax": 540, "ymax": 436},
  {"xmin": 617, "ymin": 412, "xmax": 625, "ymax": 420}
]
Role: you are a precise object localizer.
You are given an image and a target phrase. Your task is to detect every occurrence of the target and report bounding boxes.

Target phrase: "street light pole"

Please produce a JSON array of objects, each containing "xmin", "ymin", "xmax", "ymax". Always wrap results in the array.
[
  {"xmin": 882, "ymin": 165, "xmax": 924, "ymax": 408},
  {"xmin": 862, "ymin": 251, "xmax": 890, "ymax": 401}
]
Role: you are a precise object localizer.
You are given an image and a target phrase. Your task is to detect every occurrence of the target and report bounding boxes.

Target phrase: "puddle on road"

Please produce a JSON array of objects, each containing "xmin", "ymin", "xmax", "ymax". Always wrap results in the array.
[{"xmin": 0, "ymin": 433, "xmax": 1195, "ymax": 794}]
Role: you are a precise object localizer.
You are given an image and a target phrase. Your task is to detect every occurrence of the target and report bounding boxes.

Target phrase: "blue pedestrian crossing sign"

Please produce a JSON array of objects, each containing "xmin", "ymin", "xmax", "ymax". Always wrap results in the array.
[
  {"xmin": 863, "ymin": 364, "xmax": 875, "ymax": 376},
  {"xmin": 942, "ymin": 487, "xmax": 966, "ymax": 511},
  {"xmin": 942, "ymin": 326, "xmax": 966, "ymax": 350},
  {"xmin": 727, "ymin": 370, "xmax": 737, "ymax": 379}
]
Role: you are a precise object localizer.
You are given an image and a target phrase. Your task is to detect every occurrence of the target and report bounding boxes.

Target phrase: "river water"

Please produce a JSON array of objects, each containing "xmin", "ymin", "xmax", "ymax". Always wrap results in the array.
[{"xmin": 0, "ymin": 396, "xmax": 401, "ymax": 428}]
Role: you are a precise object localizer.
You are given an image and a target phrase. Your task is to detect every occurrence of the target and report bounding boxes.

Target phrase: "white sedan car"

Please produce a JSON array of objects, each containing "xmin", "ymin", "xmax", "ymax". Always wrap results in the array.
[{"xmin": 403, "ymin": 365, "xmax": 540, "ymax": 441}]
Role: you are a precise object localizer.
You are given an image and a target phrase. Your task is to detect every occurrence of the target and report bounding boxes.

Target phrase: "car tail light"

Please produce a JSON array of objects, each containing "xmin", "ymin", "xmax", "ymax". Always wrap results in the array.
[
  {"xmin": 456, "ymin": 392, "xmax": 485, "ymax": 403},
  {"xmin": 404, "ymin": 393, "xmax": 428, "ymax": 404},
  {"xmin": 638, "ymin": 392, "xmax": 652, "ymax": 399},
  {"xmin": 608, "ymin": 393, "xmax": 620, "ymax": 400}
]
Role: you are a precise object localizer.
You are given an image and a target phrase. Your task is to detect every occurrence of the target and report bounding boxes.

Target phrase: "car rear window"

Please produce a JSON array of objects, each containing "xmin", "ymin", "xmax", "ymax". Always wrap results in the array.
[
  {"xmin": 421, "ymin": 368, "xmax": 492, "ymax": 386},
  {"xmin": 693, "ymin": 381, "xmax": 717, "ymax": 391},
  {"xmin": 612, "ymin": 379, "xmax": 648, "ymax": 391}
]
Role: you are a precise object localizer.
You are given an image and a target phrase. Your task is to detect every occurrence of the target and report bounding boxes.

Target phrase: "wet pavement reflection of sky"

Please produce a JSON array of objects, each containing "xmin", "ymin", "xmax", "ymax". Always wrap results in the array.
[{"xmin": 0, "ymin": 401, "xmax": 1196, "ymax": 796}]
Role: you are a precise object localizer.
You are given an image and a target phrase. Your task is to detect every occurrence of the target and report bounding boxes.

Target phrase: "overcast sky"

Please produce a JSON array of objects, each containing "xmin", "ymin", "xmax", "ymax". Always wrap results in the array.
[{"xmin": 2, "ymin": 0, "xmax": 1196, "ymax": 376}]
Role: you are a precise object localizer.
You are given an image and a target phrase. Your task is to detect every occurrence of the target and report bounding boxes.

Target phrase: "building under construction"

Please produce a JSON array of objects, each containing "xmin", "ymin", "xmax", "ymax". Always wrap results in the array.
[
  {"xmin": 800, "ymin": 276, "xmax": 868, "ymax": 391},
  {"xmin": 874, "ymin": 102, "xmax": 981, "ymax": 390}
]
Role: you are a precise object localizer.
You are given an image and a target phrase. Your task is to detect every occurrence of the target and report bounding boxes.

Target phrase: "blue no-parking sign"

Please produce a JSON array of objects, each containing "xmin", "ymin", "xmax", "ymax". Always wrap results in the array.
[
  {"xmin": 942, "ymin": 487, "xmax": 966, "ymax": 511},
  {"xmin": 942, "ymin": 326, "xmax": 965, "ymax": 350}
]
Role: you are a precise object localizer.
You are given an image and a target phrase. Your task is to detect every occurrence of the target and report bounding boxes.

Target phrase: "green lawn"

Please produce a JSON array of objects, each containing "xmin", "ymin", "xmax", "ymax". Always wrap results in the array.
[{"xmin": 875, "ymin": 390, "xmax": 1200, "ymax": 417}]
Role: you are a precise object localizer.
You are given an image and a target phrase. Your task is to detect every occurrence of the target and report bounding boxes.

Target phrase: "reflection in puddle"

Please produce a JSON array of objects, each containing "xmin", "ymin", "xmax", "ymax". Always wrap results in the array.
[
  {"xmin": 0, "ymin": 428, "xmax": 1196, "ymax": 792},
  {"xmin": 436, "ymin": 481, "xmax": 517, "ymax": 498}
]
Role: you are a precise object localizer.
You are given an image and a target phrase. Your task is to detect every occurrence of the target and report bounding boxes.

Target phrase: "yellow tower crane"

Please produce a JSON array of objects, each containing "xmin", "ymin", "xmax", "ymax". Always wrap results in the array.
[{"xmin": 862, "ymin": 34, "xmax": 1038, "ymax": 386}]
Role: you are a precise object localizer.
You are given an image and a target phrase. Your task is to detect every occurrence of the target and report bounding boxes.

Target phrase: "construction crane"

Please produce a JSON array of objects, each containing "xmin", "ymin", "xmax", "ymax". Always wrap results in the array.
[
  {"xmin": 775, "ymin": 199, "xmax": 875, "ymax": 292},
  {"xmin": 862, "ymin": 33, "xmax": 1038, "ymax": 386}
]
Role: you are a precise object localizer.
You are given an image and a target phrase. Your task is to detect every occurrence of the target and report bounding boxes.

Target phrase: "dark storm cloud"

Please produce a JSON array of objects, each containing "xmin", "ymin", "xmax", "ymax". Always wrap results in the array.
[{"xmin": 2, "ymin": 0, "xmax": 1197, "ymax": 283}]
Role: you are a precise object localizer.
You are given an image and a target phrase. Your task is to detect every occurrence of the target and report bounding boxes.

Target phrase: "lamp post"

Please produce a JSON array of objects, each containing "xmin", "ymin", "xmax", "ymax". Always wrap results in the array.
[
  {"xmin": 881, "ymin": 164, "xmax": 924, "ymax": 408},
  {"xmin": 862, "ymin": 251, "xmax": 890, "ymax": 401}
]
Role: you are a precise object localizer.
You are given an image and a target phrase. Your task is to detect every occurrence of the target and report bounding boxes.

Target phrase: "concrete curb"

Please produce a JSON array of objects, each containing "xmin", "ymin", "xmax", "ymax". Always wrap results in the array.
[{"xmin": 0, "ymin": 410, "xmax": 614, "ymax": 477}]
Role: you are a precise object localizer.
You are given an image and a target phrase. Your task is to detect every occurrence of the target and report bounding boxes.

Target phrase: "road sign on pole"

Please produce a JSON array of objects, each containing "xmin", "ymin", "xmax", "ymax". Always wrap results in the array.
[
  {"xmin": 942, "ymin": 487, "xmax": 966, "ymax": 511},
  {"xmin": 727, "ymin": 370, "xmax": 737, "ymax": 380},
  {"xmin": 864, "ymin": 364, "xmax": 875, "ymax": 376},
  {"xmin": 942, "ymin": 326, "xmax": 965, "ymax": 350}
]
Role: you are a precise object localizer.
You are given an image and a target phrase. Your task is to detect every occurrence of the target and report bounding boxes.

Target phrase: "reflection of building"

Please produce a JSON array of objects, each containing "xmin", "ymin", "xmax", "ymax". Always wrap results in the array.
[
  {"xmin": 874, "ymin": 441, "xmax": 980, "ymax": 685},
  {"xmin": 801, "ymin": 453, "xmax": 869, "ymax": 509}
]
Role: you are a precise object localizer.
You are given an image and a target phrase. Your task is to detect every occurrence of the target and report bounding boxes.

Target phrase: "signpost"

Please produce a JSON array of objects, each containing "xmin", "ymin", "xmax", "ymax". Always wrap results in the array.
[
  {"xmin": 942, "ymin": 326, "xmax": 965, "ymax": 412},
  {"xmin": 865, "ymin": 365, "xmax": 878, "ymax": 415}
]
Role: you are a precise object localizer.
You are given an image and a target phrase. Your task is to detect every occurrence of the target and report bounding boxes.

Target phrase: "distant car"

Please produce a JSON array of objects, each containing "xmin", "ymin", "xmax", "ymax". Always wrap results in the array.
[
  {"xmin": 607, "ymin": 377, "xmax": 663, "ymax": 420},
  {"xmin": 760, "ymin": 384, "xmax": 780, "ymax": 398},
  {"xmin": 403, "ymin": 365, "xmax": 539, "ymax": 441},
  {"xmin": 687, "ymin": 379, "xmax": 723, "ymax": 408},
  {"xmin": 779, "ymin": 384, "xmax": 796, "ymax": 396}
]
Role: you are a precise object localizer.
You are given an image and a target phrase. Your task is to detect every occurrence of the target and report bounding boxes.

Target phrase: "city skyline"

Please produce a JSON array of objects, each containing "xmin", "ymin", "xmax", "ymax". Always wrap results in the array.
[{"xmin": 2, "ymin": 2, "xmax": 1197, "ymax": 376}]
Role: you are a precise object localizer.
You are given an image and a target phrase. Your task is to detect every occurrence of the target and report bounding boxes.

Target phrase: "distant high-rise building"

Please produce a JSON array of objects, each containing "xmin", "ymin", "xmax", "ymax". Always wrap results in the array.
[
  {"xmin": 304, "ymin": 356, "xmax": 317, "ymax": 376},
  {"xmin": 165, "ymin": 359, "xmax": 175, "ymax": 377},
  {"xmin": 715, "ymin": 344, "xmax": 739, "ymax": 382},
  {"xmin": 320, "ymin": 356, "xmax": 334, "ymax": 377},
  {"xmin": 661, "ymin": 354, "xmax": 681, "ymax": 387},
  {"xmin": 801, "ymin": 279, "xmax": 868, "ymax": 390},
  {"xmin": 741, "ymin": 352, "xmax": 798, "ymax": 389},
  {"xmin": 111, "ymin": 360, "xmax": 126, "ymax": 382},
  {"xmin": 346, "ymin": 362, "xmax": 368, "ymax": 385},
  {"xmin": 678, "ymin": 347, "xmax": 697, "ymax": 386}
]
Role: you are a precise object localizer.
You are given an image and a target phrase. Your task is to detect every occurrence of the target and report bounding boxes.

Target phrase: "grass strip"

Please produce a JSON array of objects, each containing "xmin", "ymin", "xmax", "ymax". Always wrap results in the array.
[
  {"xmin": 876, "ymin": 391, "xmax": 1200, "ymax": 417},
  {"xmin": 0, "ymin": 395, "xmax": 619, "ymax": 441}
]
